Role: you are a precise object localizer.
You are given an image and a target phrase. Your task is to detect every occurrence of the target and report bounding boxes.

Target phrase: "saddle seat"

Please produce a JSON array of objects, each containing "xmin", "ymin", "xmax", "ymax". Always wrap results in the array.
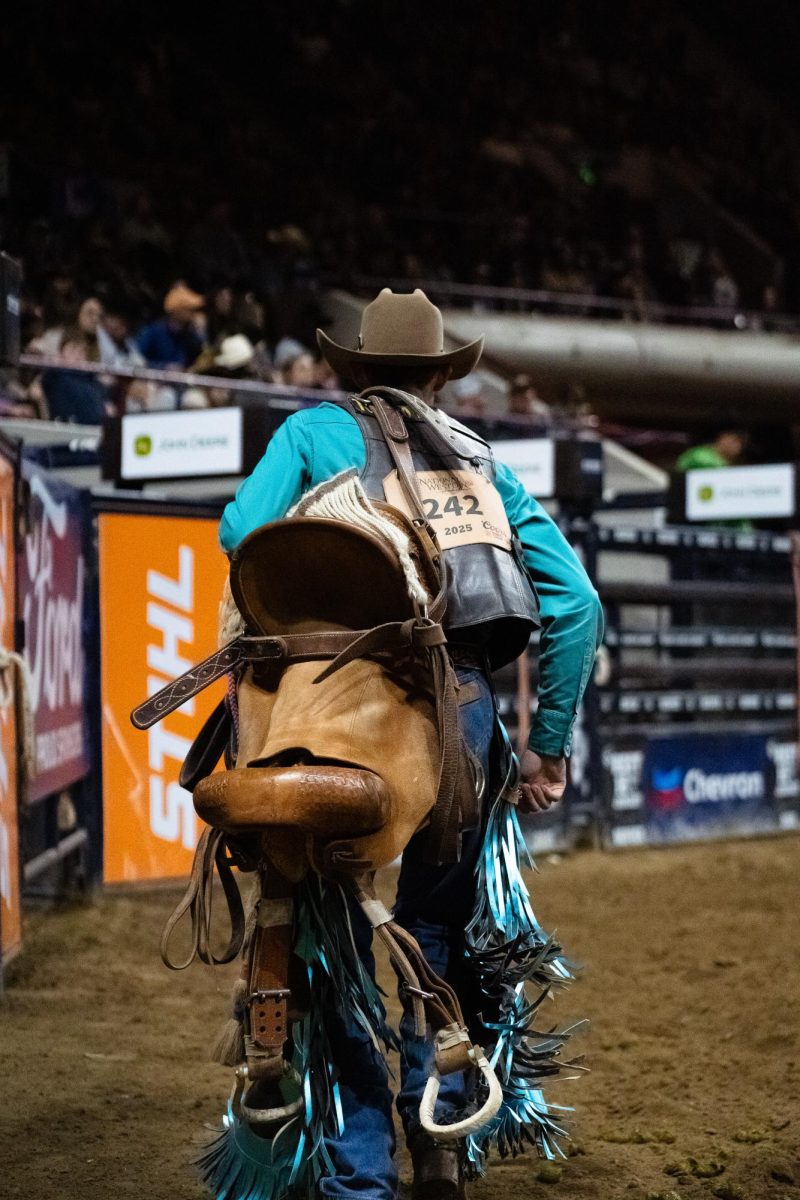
[{"xmin": 193, "ymin": 763, "xmax": 390, "ymax": 840}]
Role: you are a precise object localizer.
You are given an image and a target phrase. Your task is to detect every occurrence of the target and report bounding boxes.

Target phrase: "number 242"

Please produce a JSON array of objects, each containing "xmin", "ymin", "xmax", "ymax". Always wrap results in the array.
[{"xmin": 422, "ymin": 494, "xmax": 482, "ymax": 519}]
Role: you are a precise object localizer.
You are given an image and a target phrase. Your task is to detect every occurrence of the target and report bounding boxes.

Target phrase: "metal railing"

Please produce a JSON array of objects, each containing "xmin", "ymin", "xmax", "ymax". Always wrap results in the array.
[
  {"xmin": 17, "ymin": 354, "xmax": 348, "ymax": 407},
  {"xmin": 348, "ymin": 276, "xmax": 800, "ymax": 333}
]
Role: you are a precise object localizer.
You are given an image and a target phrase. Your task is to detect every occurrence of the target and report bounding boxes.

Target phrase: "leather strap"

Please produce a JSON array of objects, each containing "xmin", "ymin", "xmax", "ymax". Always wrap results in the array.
[
  {"xmin": 358, "ymin": 393, "xmax": 468, "ymax": 862},
  {"xmin": 178, "ymin": 698, "xmax": 231, "ymax": 792},
  {"xmin": 160, "ymin": 826, "xmax": 245, "ymax": 970},
  {"xmin": 351, "ymin": 873, "xmax": 475, "ymax": 1070},
  {"xmin": 246, "ymin": 873, "xmax": 294, "ymax": 1081},
  {"xmin": 132, "ymin": 640, "xmax": 245, "ymax": 730},
  {"xmin": 312, "ymin": 617, "xmax": 447, "ymax": 684},
  {"xmin": 132, "ymin": 629, "xmax": 382, "ymax": 730},
  {"xmin": 366, "ymin": 392, "xmax": 448, "ymax": 623}
]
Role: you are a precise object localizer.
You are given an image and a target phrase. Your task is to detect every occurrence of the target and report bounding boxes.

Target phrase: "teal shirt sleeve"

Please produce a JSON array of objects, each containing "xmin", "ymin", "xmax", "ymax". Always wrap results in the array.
[
  {"xmin": 495, "ymin": 460, "xmax": 603, "ymax": 758},
  {"xmin": 219, "ymin": 404, "xmax": 366, "ymax": 551}
]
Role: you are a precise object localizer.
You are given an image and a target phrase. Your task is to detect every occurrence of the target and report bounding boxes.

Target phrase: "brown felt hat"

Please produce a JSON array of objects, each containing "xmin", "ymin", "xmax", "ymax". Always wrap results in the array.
[{"xmin": 317, "ymin": 288, "xmax": 484, "ymax": 381}]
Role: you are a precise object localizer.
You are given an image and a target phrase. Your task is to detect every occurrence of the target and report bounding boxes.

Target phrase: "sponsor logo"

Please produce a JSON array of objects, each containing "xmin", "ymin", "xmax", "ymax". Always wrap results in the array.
[
  {"xmin": 683, "ymin": 767, "xmax": 763, "ymax": 803},
  {"xmin": 699, "ymin": 485, "xmax": 714, "ymax": 502},
  {"xmin": 649, "ymin": 765, "xmax": 764, "ymax": 809},
  {"xmin": 23, "ymin": 475, "xmax": 84, "ymax": 721},
  {"xmin": 121, "ymin": 408, "xmax": 243, "ymax": 479},
  {"xmin": 146, "ymin": 546, "xmax": 197, "ymax": 850},
  {"xmin": 649, "ymin": 766, "xmax": 684, "ymax": 811}
]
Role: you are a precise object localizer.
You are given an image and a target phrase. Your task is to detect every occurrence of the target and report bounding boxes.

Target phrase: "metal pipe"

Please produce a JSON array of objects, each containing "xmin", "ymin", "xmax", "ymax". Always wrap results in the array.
[
  {"xmin": 600, "ymin": 579, "xmax": 795, "ymax": 605},
  {"xmin": 23, "ymin": 828, "xmax": 88, "ymax": 883},
  {"xmin": 441, "ymin": 310, "xmax": 800, "ymax": 399}
]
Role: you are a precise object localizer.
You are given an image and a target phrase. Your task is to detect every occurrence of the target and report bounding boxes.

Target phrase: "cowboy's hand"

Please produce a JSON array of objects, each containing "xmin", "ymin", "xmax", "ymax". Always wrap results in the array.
[{"xmin": 517, "ymin": 750, "xmax": 567, "ymax": 814}]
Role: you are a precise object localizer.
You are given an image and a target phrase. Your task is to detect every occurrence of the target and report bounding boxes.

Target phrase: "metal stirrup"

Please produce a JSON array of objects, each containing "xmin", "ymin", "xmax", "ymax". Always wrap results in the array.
[{"xmin": 419, "ymin": 1053, "xmax": 503, "ymax": 1140}]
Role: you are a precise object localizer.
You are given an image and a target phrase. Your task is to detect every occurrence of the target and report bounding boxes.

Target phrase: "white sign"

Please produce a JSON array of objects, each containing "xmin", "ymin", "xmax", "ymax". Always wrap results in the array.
[
  {"xmin": 685, "ymin": 463, "xmax": 795, "ymax": 522},
  {"xmin": 121, "ymin": 407, "xmax": 243, "ymax": 480},
  {"xmin": 491, "ymin": 439, "xmax": 555, "ymax": 497}
]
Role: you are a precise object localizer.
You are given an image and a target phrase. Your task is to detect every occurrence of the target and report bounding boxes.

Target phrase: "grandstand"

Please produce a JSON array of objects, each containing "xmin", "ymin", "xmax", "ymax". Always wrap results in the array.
[{"xmin": 1, "ymin": 1, "xmax": 799, "ymax": 459}]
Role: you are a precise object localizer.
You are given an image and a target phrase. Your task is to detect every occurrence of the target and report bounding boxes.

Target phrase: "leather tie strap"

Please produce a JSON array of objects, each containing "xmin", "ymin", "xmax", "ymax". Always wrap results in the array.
[
  {"xmin": 178, "ymin": 698, "xmax": 231, "ymax": 792},
  {"xmin": 131, "ymin": 630, "xmax": 381, "ymax": 730},
  {"xmin": 312, "ymin": 618, "xmax": 447, "ymax": 685},
  {"xmin": 350, "ymin": 873, "xmax": 472, "ymax": 1049},
  {"xmin": 132, "ymin": 640, "xmax": 246, "ymax": 730},
  {"xmin": 160, "ymin": 826, "xmax": 245, "ymax": 971}
]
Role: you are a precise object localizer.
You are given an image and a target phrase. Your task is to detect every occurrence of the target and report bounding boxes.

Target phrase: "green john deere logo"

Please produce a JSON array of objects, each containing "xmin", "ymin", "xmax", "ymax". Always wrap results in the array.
[
  {"xmin": 699, "ymin": 485, "xmax": 714, "ymax": 502},
  {"xmin": 134, "ymin": 435, "xmax": 152, "ymax": 457}
]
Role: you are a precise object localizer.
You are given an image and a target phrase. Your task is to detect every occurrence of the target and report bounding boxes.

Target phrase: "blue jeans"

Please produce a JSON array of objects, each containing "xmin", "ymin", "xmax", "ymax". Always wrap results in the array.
[{"xmin": 320, "ymin": 665, "xmax": 496, "ymax": 1200}]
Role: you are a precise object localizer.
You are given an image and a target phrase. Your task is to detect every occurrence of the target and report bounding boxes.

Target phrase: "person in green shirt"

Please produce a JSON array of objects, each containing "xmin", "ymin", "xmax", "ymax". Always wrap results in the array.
[
  {"xmin": 676, "ymin": 426, "xmax": 752, "ymax": 530},
  {"xmin": 675, "ymin": 427, "xmax": 748, "ymax": 472}
]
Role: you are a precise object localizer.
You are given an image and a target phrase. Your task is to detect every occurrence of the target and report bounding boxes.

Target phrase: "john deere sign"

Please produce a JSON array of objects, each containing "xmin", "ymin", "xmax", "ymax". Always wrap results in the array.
[
  {"xmin": 120, "ymin": 408, "xmax": 244, "ymax": 481},
  {"xmin": 685, "ymin": 463, "xmax": 795, "ymax": 522}
]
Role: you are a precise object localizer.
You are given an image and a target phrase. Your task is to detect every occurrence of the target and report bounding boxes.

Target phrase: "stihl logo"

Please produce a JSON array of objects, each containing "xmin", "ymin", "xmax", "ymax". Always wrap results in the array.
[{"xmin": 146, "ymin": 547, "xmax": 197, "ymax": 849}]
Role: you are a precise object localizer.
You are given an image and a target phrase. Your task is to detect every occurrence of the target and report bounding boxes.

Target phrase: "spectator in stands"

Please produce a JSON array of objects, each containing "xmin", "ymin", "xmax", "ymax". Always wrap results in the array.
[
  {"xmin": 274, "ymin": 337, "xmax": 316, "ymax": 388},
  {"xmin": 34, "ymin": 295, "xmax": 104, "ymax": 360},
  {"xmin": 205, "ymin": 284, "xmax": 236, "ymax": 344},
  {"xmin": 76, "ymin": 297, "xmax": 103, "ymax": 361},
  {"xmin": 450, "ymin": 373, "xmax": 486, "ymax": 415},
  {"xmin": 508, "ymin": 374, "xmax": 551, "ymax": 419},
  {"xmin": 40, "ymin": 329, "xmax": 110, "ymax": 424},
  {"xmin": 212, "ymin": 334, "xmax": 257, "ymax": 378},
  {"xmin": 41, "ymin": 272, "xmax": 79, "ymax": 332},
  {"xmin": 136, "ymin": 284, "xmax": 206, "ymax": 368},
  {"xmin": 183, "ymin": 334, "xmax": 259, "ymax": 409},
  {"xmin": 675, "ymin": 426, "xmax": 748, "ymax": 471},
  {"xmin": 236, "ymin": 292, "xmax": 276, "ymax": 382},
  {"xmin": 190, "ymin": 286, "xmax": 243, "ymax": 374},
  {"xmin": 97, "ymin": 302, "xmax": 146, "ymax": 369}
]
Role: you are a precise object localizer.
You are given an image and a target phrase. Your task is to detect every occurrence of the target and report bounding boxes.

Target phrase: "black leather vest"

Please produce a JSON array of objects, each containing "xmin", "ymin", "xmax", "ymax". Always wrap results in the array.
[{"xmin": 331, "ymin": 394, "xmax": 539, "ymax": 669}]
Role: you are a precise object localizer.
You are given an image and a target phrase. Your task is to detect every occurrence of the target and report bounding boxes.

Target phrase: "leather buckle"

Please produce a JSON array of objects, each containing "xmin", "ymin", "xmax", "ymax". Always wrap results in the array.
[
  {"xmin": 244, "ymin": 636, "xmax": 288, "ymax": 691},
  {"xmin": 250, "ymin": 988, "xmax": 291, "ymax": 1002},
  {"xmin": 242, "ymin": 636, "xmax": 287, "ymax": 661}
]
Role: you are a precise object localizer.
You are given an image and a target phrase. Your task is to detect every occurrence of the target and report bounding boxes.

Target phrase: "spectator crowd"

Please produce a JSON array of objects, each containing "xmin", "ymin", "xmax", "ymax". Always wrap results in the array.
[
  {"xmin": 2, "ymin": 0, "xmax": 800, "ymax": 422},
  {"xmin": 3, "ymin": 277, "xmax": 340, "ymax": 421}
]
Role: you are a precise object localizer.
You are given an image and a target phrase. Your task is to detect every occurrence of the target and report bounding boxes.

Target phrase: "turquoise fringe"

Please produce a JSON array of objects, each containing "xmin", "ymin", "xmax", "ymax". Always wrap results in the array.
[
  {"xmin": 463, "ymin": 724, "xmax": 584, "ymax": 1178},
  {"xmin": 197, "ymin": 876, "xmax": 396, "ymax": 1200}
]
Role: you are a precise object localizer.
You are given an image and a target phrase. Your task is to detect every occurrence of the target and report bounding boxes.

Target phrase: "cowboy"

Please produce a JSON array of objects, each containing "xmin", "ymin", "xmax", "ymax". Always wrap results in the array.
[{"xmin": 219, "ymin": 289, "xmax": 603, "ymax": 1200}]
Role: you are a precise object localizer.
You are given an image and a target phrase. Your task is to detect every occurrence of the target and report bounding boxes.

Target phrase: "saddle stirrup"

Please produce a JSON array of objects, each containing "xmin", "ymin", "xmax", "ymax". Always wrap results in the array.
[{"xmin": 349, "ymin": 872, "xmax": 504, "ymax": 1142}]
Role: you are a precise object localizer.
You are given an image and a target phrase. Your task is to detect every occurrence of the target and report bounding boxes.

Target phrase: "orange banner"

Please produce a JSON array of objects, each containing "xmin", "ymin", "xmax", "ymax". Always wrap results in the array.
[
  {"xmin": 0, "ymin": 454, "xmax": 21, "ymax": 963},
  {"xmin": 99, "ymin": 513, "xmax": 229, "ymax": 883}
]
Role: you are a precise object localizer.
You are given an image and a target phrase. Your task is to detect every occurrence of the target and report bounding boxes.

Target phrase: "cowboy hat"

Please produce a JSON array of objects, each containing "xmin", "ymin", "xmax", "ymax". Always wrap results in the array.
[
  {"xmin": 316, "ymin": 288, "xmax": 484, "ymax": 381},
  {"xmin": 164, "ymin": 283, "xmax": 204, "ymax": 314},
  {"xmin": 214, "ymin": 333, "xmax": 255, "ymax": 370}
]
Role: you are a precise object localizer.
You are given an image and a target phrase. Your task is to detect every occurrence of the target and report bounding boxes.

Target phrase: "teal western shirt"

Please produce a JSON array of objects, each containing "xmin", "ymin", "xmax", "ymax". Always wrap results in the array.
[{"xmin": 220, "ymin": 403, "xmax": 603, "ymax": 757}]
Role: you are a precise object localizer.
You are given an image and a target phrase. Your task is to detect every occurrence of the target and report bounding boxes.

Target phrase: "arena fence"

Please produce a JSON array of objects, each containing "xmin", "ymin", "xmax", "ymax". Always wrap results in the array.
[{"xmin": 0, "ymin": 400, "xmax": 797, "ymax": 979}]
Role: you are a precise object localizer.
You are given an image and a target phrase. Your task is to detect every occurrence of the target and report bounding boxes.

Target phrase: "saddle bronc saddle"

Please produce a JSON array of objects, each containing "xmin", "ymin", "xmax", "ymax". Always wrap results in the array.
[{"xmin": 131, "ymin": 467, "xmax": 504, "ymax": 1185}]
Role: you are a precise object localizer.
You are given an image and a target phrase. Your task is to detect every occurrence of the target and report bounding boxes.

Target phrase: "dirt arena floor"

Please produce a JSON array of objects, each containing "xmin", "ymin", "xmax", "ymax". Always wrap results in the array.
[{"xmin": 1, "ymin": 835, "xmax": 798, "ymax": 1200}]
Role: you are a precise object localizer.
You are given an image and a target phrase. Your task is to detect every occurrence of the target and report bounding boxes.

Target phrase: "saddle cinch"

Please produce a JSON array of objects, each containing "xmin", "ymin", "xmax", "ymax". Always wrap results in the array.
[{"xmin": 132, "ymin": 495, "xmax": 503, "ymax": 1150}]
